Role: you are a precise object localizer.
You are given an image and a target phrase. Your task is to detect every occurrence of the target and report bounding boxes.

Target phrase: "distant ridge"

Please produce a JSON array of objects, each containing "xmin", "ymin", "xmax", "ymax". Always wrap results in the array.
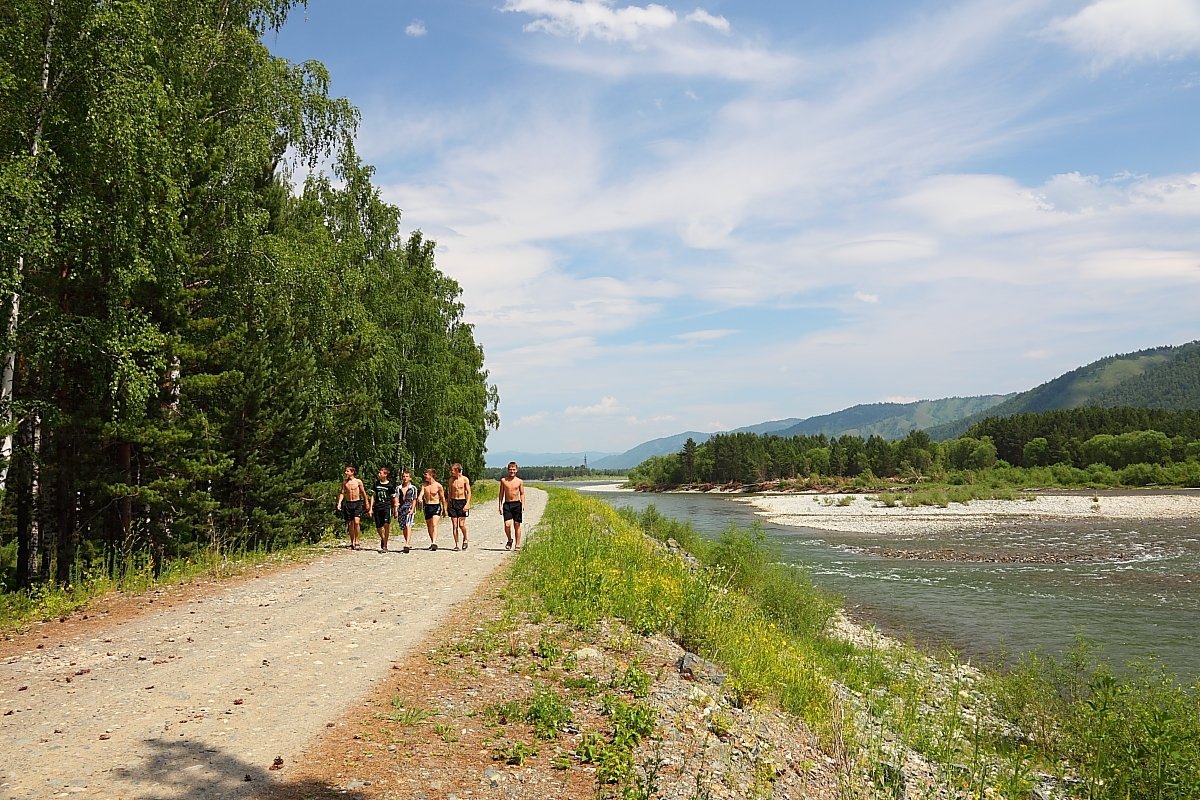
[
  {"xmin": 588, "ymin": 396, "xmax": 1008, "ymax": 470},
  {"xmin": 484, "ymin": 451, "xmax": 615, "ymax": 469},
  {"xmin": 926, "ymin": 340, "xmax": 1200, "ymax": 440}
]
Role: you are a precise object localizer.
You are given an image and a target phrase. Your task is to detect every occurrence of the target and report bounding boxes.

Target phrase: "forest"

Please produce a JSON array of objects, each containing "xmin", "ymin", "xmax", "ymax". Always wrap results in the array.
[
  {"xmin": 627, "ymin": 407, "xmax": 1200, "ymax": 488},
  {"xmin": 0, "ymin": 1, "xmax": 497, "ymax": 592}
]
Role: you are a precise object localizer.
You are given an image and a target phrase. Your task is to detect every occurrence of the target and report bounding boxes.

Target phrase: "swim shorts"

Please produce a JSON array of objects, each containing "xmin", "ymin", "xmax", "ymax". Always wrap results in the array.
[
  {"xmin": 423, "ymin": 503, "xmax": 442, "ymax": 518},
  {"xmin": 448, "ymin": 498, "xmax": 468, "ymax": 518},
  {"xmin": 341, "ymin": 499, "xmax": 365, "ymax": 522},
  {"xmin": 502, "ymin": 501, "xmax": 523, "ymax": 523},
  {"xmin": 372, "ymin": 505, "xmax": 393, "ymax": 527},
  {"xmin": 399, "ymin": 507, "xmax": 415, "ymax": 528}
]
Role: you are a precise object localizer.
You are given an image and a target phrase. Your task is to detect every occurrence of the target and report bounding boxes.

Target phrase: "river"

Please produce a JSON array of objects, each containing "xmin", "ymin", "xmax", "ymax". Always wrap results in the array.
[{"xmin": 572, "ymin": 483, "xmax": 1200, "ymax": 680}]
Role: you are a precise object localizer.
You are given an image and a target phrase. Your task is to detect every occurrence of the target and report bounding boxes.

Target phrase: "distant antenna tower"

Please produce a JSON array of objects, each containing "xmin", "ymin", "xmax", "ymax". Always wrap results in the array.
[{"xmin": 583, "ymin": 454, "xmax": 589, "ymax": 469}]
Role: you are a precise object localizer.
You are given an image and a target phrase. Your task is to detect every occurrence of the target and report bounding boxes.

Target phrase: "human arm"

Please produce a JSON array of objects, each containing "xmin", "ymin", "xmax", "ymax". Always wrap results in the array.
[{"xmin": 465, "ymin": 479, "xmax": 472, "ymax": 511}]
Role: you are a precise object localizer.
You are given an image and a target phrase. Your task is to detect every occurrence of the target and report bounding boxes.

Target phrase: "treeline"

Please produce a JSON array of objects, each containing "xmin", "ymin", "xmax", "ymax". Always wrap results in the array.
[
  {"xmin": 479, "ymin": 466, "xmax": 628, "ymax": 481},
  {"xmin": 627, "ymin": 408, "xmax": 1200, "ymax": 487},
  {"xmin": 0, "ymin": 2, "xmax": 497, "ymax": 591}
]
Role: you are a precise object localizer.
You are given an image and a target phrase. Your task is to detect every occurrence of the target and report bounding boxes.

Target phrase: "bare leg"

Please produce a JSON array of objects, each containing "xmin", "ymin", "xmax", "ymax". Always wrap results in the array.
[
  {"xmin": 401, "ymin": 521, "xmax": 412, "ymax": 551},
  {"xmin": 349, "ymin": 518, "xmax": 361, "ymax": 550},
  {"xmin": 426, "ymin": 514, "xmax": 439, "ymax": 550},
  {"xmin": 379, "ymin": 521, "xmax": 390, "ymax": 551},
  {"xmin": 513, "ymin": 520, "xmax": 523, "ymax": 550},
  {"xmin": 504, "ymin": 520, "xmax": 514, "ymax": 549}
]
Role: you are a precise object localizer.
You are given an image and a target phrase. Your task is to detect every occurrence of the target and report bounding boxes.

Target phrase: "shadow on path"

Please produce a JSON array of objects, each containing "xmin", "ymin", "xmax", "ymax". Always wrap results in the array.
[{"xmin": 106, "ymin": 738, "xmax": 367, "ymax": 800}]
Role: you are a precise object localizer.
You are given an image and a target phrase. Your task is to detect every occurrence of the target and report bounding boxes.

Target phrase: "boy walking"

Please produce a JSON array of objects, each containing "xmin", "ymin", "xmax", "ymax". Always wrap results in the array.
[
  {"xmin": 447, "ymin": 463, "xmax": 472, "ymax": 550},
  {"xmin": 337, "ymin": 465, "xmax": 367, "ymax": 550},
  {"xmin": 498, "ymin": 461, "xmax": 526, "ymax": 550},
  {"xmin": 370, "ymin": 466, "xmax": 398, "ymax": 552}
]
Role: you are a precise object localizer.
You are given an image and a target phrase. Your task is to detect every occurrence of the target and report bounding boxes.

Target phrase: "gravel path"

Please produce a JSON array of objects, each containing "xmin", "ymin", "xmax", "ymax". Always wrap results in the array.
[{"xmin": 0, "ymin": 488, "xmax": 545, "ymax": 800}]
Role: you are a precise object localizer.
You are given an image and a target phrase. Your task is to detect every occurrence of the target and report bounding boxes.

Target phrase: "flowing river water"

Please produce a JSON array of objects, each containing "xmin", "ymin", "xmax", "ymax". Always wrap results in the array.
[{"xmin": 574, "ymin": 483, "xmax": 1200, "ymax": 680}]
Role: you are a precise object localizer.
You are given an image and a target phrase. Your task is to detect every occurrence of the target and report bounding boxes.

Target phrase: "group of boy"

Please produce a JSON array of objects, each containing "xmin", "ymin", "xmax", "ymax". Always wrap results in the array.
[{"xmin": 336, "ymin": 462, "xmax": 526, "ymax": 554}]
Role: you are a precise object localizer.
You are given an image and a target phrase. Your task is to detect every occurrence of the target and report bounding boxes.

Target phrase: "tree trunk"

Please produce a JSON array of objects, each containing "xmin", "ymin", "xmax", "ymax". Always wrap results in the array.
[
  {"xmin": 0, "ymin": 0, "xmax": 57, "ymax": 491},
  {"xmin": 53, "ymin": 424, "xmax": 76, "ymax": 586}
]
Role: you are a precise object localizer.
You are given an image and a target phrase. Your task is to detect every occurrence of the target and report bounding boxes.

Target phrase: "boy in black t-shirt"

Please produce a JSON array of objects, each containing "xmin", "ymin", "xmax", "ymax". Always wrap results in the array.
[{"xmin": 371, "ymin": 466, "xmax": 398, "ymax": 552}]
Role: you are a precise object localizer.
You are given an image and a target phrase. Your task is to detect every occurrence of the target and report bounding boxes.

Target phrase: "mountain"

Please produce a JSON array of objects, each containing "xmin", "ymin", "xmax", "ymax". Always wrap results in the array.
[
  {"xmin": 484, "ymin": 451, "xmax": 615, "ymax": 469},
  {"xmin": 590, "ymin": 432, "xmax": 712, "ymax": 471},
  {"xmin": 775, "ymin": 396, "xmax": 1010, "ymax": 440},
  {"xmin": 925, "ymin": 340, "xmax": 1200, "ymax": 440},
  {"xmin": 588, "ymin": 396, "xmax": 1009, "ymax": 470}
]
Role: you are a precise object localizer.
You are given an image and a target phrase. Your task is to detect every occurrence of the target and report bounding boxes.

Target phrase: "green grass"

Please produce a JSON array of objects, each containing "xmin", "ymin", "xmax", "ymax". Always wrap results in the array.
[{"xmin": 505, "ymin": 487, "xmax": 1200, "ymax": 800}]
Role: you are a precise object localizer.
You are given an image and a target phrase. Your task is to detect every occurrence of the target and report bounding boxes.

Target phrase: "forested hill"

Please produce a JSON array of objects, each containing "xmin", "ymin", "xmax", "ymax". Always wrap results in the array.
[
  {"xmin": 927, "ymin": 341, "xmax": 1200, "ymax": 440},
  {"xmin": 0, "ymin": 3, "xmax": 497, "ymax": 592},
  {"xmin": 773, "ymin": 396, "xmax": 1010, "ymax": 439},
  {"xmin": 590, "ymin": 396, "xmax": 1007, "ymax": 469}
]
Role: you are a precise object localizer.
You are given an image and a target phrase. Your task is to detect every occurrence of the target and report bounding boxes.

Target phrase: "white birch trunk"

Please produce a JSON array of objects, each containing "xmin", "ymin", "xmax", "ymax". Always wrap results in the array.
[{"xmin": 0, "ymin": 0, "xmax": 56, "ymax": 489}]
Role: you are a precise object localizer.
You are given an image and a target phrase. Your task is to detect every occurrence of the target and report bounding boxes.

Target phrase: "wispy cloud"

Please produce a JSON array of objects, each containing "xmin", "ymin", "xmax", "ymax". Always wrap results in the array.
[
  {"xmin": 1045, "ymin": 0, "xmax": 1200, "ymax": 68},
  {"xmin": 673, "ymin": 329, "xmax": 736, "ymax": 342},
  {"xmin": 685, "ymin": 9, "xmax": 730, "ymax": 34},
  {"xmin": 501, "ymin": 0, "xmax": 677, "ymax": 42},
  {"xmin": 405, "ymin": 20, "xmax": 427, "ymax": 37},
  {"xmin": 565, "ymin": 396, "xmax": 626, "ymax": 416}
]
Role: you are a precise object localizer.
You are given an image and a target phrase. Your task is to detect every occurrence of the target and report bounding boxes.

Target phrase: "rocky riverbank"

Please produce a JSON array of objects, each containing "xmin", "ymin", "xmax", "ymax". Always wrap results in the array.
[{"xmin": 737, "ymin": 490, "xmax": 1200, "ymax": 535}]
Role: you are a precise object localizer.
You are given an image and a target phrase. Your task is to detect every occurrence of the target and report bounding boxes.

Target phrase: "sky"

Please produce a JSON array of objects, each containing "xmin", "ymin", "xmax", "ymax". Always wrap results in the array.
[{"xmin": 268, "ymin": 0, "xmax": 1200, "ymax": 456}]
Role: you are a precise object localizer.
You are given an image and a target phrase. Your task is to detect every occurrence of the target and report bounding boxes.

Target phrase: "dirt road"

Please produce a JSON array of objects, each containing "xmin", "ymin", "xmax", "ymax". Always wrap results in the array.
[{"xmin": 0, "ymin": 488, "xmax": 545, "ymax": 799}]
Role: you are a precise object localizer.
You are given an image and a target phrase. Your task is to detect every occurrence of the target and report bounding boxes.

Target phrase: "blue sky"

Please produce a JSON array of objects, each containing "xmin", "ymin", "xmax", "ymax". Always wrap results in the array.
[{"xmin": 270, "ymin": 0, "xmax": 1200, "ymax": 455}]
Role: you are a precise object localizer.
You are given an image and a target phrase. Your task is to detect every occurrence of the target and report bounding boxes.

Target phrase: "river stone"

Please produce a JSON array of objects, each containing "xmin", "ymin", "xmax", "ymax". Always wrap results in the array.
[
  {"xmin": 678, "ymin": 652, "xmax": 725, "ymax": 685},
  {"xmin": 572, "ymin": 647, "xmax": 603, "ymax": 661}
]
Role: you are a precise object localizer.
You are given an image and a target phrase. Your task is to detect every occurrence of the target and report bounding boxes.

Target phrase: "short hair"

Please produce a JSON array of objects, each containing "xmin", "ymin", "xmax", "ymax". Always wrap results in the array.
[
  {"xmin": 507, "ymin": 461, "xmax": 518, "ymax": 468},
  {"xmin": 379, "ymin": 466, "xmax": 390, "ymax": 476},
  {"xmin": 424, "ymin": 468, "xmax": 435, "ymax": 476},
  {"xmin": 345, "ymin": 465, "xmax": 357, "ymax": 475},
  {"xmin": 451, "ymin": 462, "xmax": 462, "ymax": 471}
]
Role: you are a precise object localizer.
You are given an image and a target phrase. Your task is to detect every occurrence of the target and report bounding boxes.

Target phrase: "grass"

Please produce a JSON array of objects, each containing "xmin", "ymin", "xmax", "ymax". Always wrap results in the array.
[{"xmin": 503, "ymin": 487, "xmax": 1200, "ymax": 800}]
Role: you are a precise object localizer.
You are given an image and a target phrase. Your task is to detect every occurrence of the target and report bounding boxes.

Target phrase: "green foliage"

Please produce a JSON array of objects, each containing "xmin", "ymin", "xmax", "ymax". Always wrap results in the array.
[
  {"xmin": 991, "ymin": 643, "xmax": 1200, "ymax": 800},
  {"xmin": 0, "ymin": 0, "xmax": 498, "ymax": 598}
]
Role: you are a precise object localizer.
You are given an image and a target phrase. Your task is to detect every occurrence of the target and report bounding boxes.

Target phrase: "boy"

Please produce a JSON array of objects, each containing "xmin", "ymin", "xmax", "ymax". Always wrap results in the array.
[
  {"xmin": 498, "ymin": 461, "xmax": 526, "ymax": 550},
  {"xmin": 447, "ymin": 463, "xmax": 472, "ymax": 550},
  {"xmin": 370, "ymin": 466, "xmax": 398, "ymax": 552},
  {"xmin": 336, "ymin": 466, "xmax": 367, "ymax": 550}
]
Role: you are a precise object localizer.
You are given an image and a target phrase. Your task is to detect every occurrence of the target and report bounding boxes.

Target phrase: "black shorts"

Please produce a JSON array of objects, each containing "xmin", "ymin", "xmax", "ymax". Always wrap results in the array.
[
  {"xmin": 341, "ymin": 499, "xmax": 365, "ymax": 522},
  {"xmin": 502, "ymin": 501, "xmax": 523, "ymax": 523},
  {"xmin": 423, "ymin": 503, "xmax": 442, "ymax": 518},
  {"xmin": 372, "ymin": 506, "xmax": 393, "ymax": 527},
  {"xmin": 448, "ymin": 498, "xmax": 468, "ymax": 518}
]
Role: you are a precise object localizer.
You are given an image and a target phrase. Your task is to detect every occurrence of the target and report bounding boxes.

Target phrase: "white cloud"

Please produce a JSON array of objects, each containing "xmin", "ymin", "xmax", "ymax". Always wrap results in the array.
[
  {"xmin": 512, "ymin": 411, "xmax": 548, "ymax": 425},
  {"xmin": 502, "ymin": 0, "xmax": 677, "ymax": 42},
  {"xmin": 405, "ymin": 20, "xmax": 427, "ymax": 37},
  {"xmin": 1023, "ymin": 350, "xmax": 1052, "ymax": 360},
  {"xmin": 882, "ymin": 395, "xmax": 918, "ymax": 404},
  {"xmin": 673, "ymin": 329, "xmax": 736, "ymax": 342},
  {"xmin": 1046, "ymin": 0, "xmax": 1200, "ymax": 67},
  {"xmin": 565, "ymin": 396, "xmax": 626, "ymax": 416},
  {"xmin": 625, "ymin": 414, "xmax": 677, "ymax": 425},
  {"xmin": 1078, "ymin": 249, "xmax": 1200, "ymax": 281},
  {"xmin": 854, "ymin": 292, "xmax": 880, "ymax": 304},
  {"xmin": 685, "ymin": 9, "xmax": 730, "ymax": 33}
]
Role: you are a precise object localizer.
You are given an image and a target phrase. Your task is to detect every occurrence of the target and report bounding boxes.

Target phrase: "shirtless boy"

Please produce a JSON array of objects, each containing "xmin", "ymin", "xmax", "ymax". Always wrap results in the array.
[
  {"xmin": 370, "ymin": 466, "xmax": 398, "ymax": 552},
  {"xmin": 336, "ymin": 465, "xmax": 367, "ymax": 550},
  {"xmin": 396, "ymin": 470, "xmax": 418, "ymax": 553},
  {"xmin": 420, "ymin": 468, "xmax": 447, "ymax": 551},
  {"xmin": 447, "ymin": 463, "xmax": 472, "ymax": 550},
  {"xmin": 498, "ymin": 461, "xmax": 526, "ymax": 550}
]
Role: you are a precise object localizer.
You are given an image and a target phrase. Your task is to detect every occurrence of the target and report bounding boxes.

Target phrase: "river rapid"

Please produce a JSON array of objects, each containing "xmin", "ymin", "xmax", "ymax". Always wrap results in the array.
[{"xmin": 573, "ymin": 483, "xmax": 1200, "ymax": 680}]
